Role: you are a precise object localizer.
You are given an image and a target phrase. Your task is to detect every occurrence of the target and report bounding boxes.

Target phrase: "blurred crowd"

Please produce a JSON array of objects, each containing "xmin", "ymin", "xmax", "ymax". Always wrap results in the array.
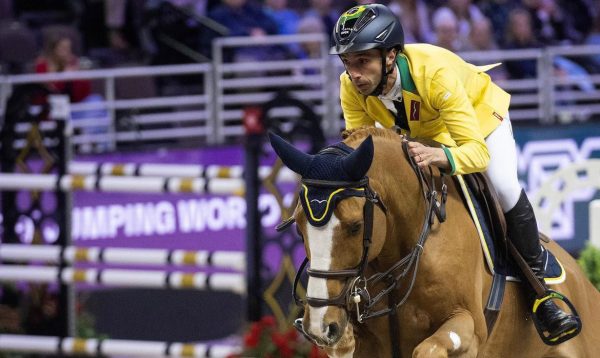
[{"xmin": 0, "ymin": 0, "xmax": 599, "ymax": 90}]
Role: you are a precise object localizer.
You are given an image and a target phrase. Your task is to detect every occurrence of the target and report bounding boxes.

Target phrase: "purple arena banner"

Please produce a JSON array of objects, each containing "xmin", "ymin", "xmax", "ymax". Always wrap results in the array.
[{"xmin": 1, "ymin": 145, "xmax": 297, "ymax": 255}]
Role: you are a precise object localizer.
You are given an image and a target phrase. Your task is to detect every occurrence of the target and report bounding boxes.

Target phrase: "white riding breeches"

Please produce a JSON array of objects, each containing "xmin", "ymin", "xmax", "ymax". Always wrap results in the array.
[{"xmin": 484, "ymin": 116, "xmax": 523, "ymax": 213}]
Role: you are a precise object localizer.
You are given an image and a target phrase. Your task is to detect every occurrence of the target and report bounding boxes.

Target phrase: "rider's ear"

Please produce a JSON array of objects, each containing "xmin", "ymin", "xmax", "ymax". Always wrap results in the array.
[{"xmin": 386, "ymin": 48, "xmax": 397, "ymax": 65}]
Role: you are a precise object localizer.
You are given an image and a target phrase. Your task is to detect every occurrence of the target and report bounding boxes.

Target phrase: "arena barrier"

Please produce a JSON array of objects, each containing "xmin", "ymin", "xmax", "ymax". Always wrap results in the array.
[
  {"xmin": 0, "ymin": 265, "xmax": 245, "ymax": 293},
  {"xmin": 0, "ymin": 244, "xmax": 245, "ymax": 271},
  {"xmin": 0, "ymin": 334, "xmax": 240, "ymax": 357},
  {"xmin": 0, "ymin": 100, "xmax": 273, "ymax": 352},
  {"xmin": 532, "ymin": 159, "xmax": 600, "ymax": 235},
  {"xmin": 0, "ymin": 173, "xmax": 245, "ymax": 194},
  {"xmin": 69, "ymin": 162, "xmax": 297, "ymax": 182}
]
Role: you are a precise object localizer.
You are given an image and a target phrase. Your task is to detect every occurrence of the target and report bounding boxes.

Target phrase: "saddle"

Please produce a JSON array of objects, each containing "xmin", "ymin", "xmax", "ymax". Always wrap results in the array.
[
  {"xmin": 458, "ymin": 172, "xmax": 561, "ymax": 281},
  {"xmin": 462, "ymin": 173, "xmax": 508, "ymax": 258}
]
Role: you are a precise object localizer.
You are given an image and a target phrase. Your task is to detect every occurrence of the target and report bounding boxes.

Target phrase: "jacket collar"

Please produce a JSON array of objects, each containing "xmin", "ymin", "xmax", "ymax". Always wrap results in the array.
[{"xmin": 396, "ymin": 54, "xmax": 417, "ymax": 95}]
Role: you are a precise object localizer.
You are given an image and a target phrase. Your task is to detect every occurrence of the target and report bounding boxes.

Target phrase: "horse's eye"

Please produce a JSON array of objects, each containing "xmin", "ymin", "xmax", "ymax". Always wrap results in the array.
[{"xmin": 348, "ymin": 221, "xmax": 362, "ymax": 236}]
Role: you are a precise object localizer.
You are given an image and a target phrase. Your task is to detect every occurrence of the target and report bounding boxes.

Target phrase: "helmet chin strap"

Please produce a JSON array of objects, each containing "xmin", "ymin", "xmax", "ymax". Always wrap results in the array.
[
  {"xmin": 343, "ymin": 49, "xmax": 394, "ymax": 97},
  {"xmin": 367, "ymin": 49, "xmax": 393, "ymax": 97}
]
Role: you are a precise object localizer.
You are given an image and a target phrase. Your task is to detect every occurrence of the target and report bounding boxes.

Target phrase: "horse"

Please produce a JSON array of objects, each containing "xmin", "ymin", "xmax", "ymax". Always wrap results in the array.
[{"xmin": 269, "ymin": 127, "xmax": 600, "ymax": 357}]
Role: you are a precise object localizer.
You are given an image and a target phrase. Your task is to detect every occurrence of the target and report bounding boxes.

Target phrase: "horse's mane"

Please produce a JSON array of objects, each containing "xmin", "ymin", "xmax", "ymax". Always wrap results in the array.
[{"xmin": 341, "ymin": 126, "xmax": 403, "ymax": 146}]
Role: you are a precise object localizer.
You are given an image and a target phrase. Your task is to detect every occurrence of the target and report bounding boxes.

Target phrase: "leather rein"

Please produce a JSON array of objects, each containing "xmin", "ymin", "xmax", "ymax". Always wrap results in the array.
[{"xmin": 277, "ymin": 140, "xmax": 448, "ymax": 351}]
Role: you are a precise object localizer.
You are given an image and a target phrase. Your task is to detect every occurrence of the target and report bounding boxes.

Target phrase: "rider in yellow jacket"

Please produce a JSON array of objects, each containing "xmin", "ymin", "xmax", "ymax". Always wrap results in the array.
[
  {"xmin": 340, "ymin": 42, "xmax": 509, "ymax": 175},
  {"xmin": 332, "ymin": 3, "xmax": 579, "ymax": 343}
]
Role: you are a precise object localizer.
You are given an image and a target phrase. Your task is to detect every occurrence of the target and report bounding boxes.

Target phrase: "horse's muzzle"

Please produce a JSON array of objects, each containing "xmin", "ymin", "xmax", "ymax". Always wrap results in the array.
[{"xmin": 294, "ymin": 318, "xmax": 343, "ymax": 347}]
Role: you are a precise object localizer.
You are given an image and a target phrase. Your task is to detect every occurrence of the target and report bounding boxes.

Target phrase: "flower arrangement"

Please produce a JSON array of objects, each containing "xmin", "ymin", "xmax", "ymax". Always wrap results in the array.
[
  {"xmin": 577, "ymin": 243, "xmax": 600, "ymax": 291},
  {"xmin": 232, "ymin": 316, "xmax": 328, "ymax": 358}
]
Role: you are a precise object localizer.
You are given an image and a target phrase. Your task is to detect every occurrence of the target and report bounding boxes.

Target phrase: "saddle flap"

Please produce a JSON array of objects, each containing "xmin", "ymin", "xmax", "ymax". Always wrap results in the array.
[{"xmin": 462, "ymin": 173, "xmax": 507, "ymax": 255}]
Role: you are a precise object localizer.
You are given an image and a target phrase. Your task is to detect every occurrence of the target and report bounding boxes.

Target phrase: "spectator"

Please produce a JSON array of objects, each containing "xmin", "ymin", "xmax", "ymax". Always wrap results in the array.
[
  {"xmin": 209, "ymin": 0, "xmax": 277, "ymax": 38},
  {"xmin": 208, "ymin": 0, "xmax": 279, "ymax": 62},
  {"xmin": 105, "ymin": 0, "xmax": 132, "ymax": 50},
  {"xmin": 584, "ymin": 1, "xmax": 600, "ymax": 70},
  {"xmin": 558, "ymin": 0, "xmax": 594, "ymax": 42},
  {"xmin": 302, "ymin": 0, "xmax": 339, "ymax": 35},
  {"xmin": 447, "ymin": 0, "xmax": 485, "ymax": 46},
  {"xmin": 36, "ymin": 32, "xmax": 109, "ymax": 151},
  {"xmin": 35, "ymin": 34, "xmax": 91, "ymax": 103},
  {"xmin": 478, "ymin": 0, "xmax": 520, "ymax": 47},
  {"xmin": 388, "ymin": 0, "xmax": 434, "ymax": 44},
  {"xmin": 522, "ymin": 0, "xmax": 582, "ymax": 45},
  {"xmin": 432, "ymin": 7, "xmax": 465, "ymax": 52},
  {"xmin": 264, "ymin": 0, "xmax": 300, "ymax": 36},
  {"xmin": 464, "ymin": 18, "xmax": 509, "ymax": 80},
  {"xmin": 296, "ymin": 16, "xmax": 324, "ymax": 60},
  {"xmin": 503, "ymin": 8, "xmax": 539, "ymax": 79}
]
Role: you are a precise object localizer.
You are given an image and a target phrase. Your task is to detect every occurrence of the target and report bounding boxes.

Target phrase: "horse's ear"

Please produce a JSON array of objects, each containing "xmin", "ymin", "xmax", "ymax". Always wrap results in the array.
[
  {"xmin": 342, "ymin": 135, "xmax": 374, "ymax": 181},
  {"xmin": 268, "ymin": 131, "xmax": 313, "ymax": 176}
]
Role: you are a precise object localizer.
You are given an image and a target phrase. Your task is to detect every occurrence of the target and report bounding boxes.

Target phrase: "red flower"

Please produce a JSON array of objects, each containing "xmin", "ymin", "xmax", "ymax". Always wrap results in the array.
[
  {"xmin": 310, "ymin": 345, "xmax": 328, "ymax": 358},
  {"xmin": 271, "ymin": 331, "xmax": 294, "ymax": 358},
  {"xmin": 285, "ymin": 327, "xmax": 298, "ymax": 341},
  {"xmin": 241, "ymin": 315, "xmax": 322, "ymax": 357},
  {"xmin": 260, "ymin": 315, "xmax": 277, "ymax": 328},
  {"xmin": 244, "ymin": 322, "xmax": 262, "ymax": 348}
]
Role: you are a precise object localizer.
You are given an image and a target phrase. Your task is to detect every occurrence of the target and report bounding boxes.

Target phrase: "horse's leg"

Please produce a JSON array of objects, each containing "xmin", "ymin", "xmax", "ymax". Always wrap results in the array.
[{"xmin": 412, "ymin": 310, "xmax": 479, "ymax": 358}]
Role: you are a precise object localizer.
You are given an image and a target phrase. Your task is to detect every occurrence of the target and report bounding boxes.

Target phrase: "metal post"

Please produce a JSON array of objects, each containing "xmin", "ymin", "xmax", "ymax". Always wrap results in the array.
[
  {"xmin": 538, "ymin": 49, "xmax": 554, "ymax": 124},
  {"xmin": 243, "ymin": 107, "xmax": 264, "ymax": 322},
  {"xmin": 49, "ymin": 95, "xmax": 75, "ymax": 337},
  {"xmin": 212, "ymin": 38, "xmax": 224, "ymax": 144},
  {"xmin": 105, "ymin": 77, "xmax": 117, "ymax": 151}
]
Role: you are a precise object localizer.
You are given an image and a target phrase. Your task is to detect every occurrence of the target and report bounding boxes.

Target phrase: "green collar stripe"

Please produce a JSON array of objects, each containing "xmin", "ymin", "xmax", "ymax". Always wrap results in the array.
[{"xmin": 396, "ymin": 55, "xmax": 417, "ymax": 94}]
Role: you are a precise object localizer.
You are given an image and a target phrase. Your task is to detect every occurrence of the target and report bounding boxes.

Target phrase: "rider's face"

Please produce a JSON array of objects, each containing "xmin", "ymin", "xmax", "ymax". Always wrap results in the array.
[{"xmin": 340, "ymin": 49, "xmax": 383, "ymax": 95}]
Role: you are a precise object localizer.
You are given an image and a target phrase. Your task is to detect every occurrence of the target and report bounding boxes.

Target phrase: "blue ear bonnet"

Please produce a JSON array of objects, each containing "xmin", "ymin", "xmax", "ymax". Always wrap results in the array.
[
  {"xmin": 268, "ymin": 132, "xmax": 374, "ymax": 227},
  {"xmin": 299, "ymin": 143, "xmax": 369, "ymax": 227}
]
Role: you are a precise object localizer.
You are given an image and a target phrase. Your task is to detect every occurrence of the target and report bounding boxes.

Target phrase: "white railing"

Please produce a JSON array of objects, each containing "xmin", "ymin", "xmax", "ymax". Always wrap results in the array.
[
  {"xmin": 1, "ymin": 38, "xmax": 599, "ymax": 152},
  {"xmin": 1, "ymin": 63, "xmax": 213, "ymax": 151}
]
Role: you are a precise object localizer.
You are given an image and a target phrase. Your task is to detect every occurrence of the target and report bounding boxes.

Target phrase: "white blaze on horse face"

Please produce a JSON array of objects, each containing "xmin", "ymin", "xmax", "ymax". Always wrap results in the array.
[{"xmin": 306, "ymin": 215, "xmax": 339, "ymax": 337}]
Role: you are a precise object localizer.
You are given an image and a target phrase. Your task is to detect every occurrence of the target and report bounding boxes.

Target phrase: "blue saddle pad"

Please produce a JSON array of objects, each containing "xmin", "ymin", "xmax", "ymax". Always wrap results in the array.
[{"xmin": 456, "ymin": 176, "xmax": 565, "ymax": 284}]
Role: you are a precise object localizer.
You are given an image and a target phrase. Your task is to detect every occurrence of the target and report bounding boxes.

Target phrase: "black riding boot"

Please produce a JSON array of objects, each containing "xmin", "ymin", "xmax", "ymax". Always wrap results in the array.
[{"xmin": 505, "ymin": 190, "xmax": 579, "ymax": 339}]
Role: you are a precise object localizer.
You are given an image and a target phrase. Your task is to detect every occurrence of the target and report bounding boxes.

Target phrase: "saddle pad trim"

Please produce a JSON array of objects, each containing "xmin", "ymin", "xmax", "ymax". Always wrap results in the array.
[
  {"xmin": 544, "ymin": 259, "xmax": 566, "ymax": 285},
  {"xmin": 456, "ymin": 175, "xmax": 495, "ymax": 273}
]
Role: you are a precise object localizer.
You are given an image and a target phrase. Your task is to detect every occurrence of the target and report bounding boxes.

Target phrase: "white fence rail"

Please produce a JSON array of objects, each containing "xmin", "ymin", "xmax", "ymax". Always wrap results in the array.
[
  {"xmin": 0, "ymin": 244, "xmax": 245, "ymax": 271},
  {"xmin": 0, "ymin": 265, "xmax": 246, "ymax": 293},
  {"xmin": 0, "ymin": 334, "xmax": 239, "ymax": 357}
]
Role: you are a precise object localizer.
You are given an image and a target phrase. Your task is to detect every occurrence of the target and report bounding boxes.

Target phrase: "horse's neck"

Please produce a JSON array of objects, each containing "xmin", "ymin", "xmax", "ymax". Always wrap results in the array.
[{"xmin": 370, "ymin": 140, "xmax": 428, "ymax": 266}]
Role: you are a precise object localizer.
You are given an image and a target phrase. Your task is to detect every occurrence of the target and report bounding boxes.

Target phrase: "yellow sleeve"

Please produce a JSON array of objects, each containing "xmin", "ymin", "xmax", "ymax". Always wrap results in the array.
[
  {"xmin": 429, "ymin": 67, "xmax": 490, "ymax": 175},
  {"xmin": 340, "ymin": 73, "xmax": 375, "ymax": 129}
]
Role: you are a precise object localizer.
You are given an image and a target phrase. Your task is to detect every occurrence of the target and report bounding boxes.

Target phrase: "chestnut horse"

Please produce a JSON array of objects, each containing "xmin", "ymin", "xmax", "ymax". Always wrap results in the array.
[{"xmin": 269, "ymin": 128, "xmax": 600, "ymax": 357}]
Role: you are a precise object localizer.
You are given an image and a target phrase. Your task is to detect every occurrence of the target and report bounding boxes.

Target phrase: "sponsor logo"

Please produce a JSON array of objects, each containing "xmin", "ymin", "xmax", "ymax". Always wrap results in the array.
[{"xmin": 410, "ymin": 100, "xmax": 420, "ymax": 121}]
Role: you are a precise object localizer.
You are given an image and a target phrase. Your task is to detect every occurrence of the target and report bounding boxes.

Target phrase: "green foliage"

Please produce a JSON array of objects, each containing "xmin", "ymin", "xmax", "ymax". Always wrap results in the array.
[{"xmin": 577, "ymin": 244, "xmax": 600, "ymax": 291}]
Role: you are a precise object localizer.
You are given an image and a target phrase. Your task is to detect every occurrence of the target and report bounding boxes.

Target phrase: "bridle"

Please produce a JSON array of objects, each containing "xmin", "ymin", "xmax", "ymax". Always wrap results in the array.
[
  {"xmin": 277, "ymin": 140, "xmax": 448, "ymax": 353},
  {"xmin": 293, "ymin": 176, "xmax": 387, "ymax": 311}
]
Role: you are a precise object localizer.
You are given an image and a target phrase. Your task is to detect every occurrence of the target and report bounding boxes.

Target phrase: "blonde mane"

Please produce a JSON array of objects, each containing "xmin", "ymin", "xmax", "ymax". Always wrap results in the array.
[{"xmin": 341, "ymin": 126, "xmax": 403, "ymax": 146}]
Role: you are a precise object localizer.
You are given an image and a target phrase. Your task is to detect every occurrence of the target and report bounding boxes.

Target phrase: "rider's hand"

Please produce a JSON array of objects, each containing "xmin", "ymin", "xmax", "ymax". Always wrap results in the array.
[{"xmin": 406, "ymin": 141, "xmax": 450, "ymax": 170}]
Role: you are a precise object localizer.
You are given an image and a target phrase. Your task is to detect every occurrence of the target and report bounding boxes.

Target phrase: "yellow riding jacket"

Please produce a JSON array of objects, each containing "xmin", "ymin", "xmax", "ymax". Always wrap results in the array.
[{"xmin": 339, "ymin": 43, "xmax": 511, "ymax": 175}]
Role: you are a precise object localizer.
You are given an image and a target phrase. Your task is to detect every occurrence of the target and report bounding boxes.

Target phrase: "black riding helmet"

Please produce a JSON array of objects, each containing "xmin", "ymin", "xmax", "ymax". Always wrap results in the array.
[{"xmin": 330, "ymin": 4, "xmax": 404, "ymax": 96}]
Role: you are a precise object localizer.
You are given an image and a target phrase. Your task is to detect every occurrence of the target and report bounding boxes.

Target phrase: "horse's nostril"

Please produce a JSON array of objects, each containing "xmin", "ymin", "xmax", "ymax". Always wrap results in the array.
[{"xmin": 326, "ymin": 322, "xmax": 339, "ymax": 340}]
